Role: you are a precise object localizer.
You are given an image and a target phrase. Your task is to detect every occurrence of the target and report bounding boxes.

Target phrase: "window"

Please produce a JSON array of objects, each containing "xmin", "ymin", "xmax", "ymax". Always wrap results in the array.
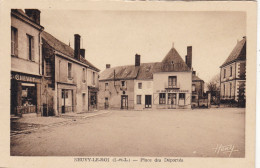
[
  {"xmin": 105, "ymin": 83, "xmax": 109, "ymax": 91},
  {"xmin": 68, "ymin": 62, "xmax": 72, "ymax": 79},
  {"xmin": 230, "ymin": 83, "xmax": 232, "ymax": 98},
  {"xmin": 137, "ymin": 95, "xmax": 141, "ymax": 104},
  {"xmin": 82, "ymin": 93, "xmax": 86, "ymax": 105},
  {"xmin": 62, "ymin": 90, "xmax": 68, "ymax": 99},
  {"xmin": 192, "ymin": 84, "xmax": 196, "ymax": 92},
  {"xmin": 121, "ymin": 81, "xmax": 127, "ymax": 88},
  {"xmin": 82, "ymin": 68, "xmax": 86, "ymax": 83},
  {"xmin": 168, "ymin": 76, "xmax": 177, "ymax": 88},
  {"xmin": 224, "ymin": 69, "xmax": 226, "ymax": 78},
  {"xmin": 11, "ymin": 27, "xmax": 18, "ymax": 56},
  {"xmin": 92, "ymin": 72, "xmax": 95, "ymax": 85},
  {"xmin": 179, "ymin": 93, "xmax": 185, "ymax": 99},
  {"xmin": 138, "ymin": 82, "xmax": 142, "ymax": 89},
  {"xmin": 45, "ymin": 59, "xmax": 52, "ymax": 77},
  {"xmin": 27, "ymin": 34, "xmax": 34, "ymax": 61},
  {"xmin": 230, "ymin": 66, "xmax": 232, "ymax": 77},
  {"xmin": 159, "ymin": 93, "xmax": 166, "ymax": 104},
  {"xmin": 223, "ymin": 84, "xmax": 226, "ymax": 97}
]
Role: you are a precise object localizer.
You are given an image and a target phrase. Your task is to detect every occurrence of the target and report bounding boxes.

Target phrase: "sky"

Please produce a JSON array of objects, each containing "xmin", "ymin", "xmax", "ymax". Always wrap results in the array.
[{"xmin": 40, "ymin": 10, "xmax": 246, "ymax": 83}]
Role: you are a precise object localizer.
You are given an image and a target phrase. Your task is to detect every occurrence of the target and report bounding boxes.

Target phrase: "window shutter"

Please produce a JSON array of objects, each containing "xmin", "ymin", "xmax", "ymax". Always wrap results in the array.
[
  {"xmin": 27, "ymin": 35, "xmax": 29, "ymax": 59},
  {"xmin": 31, "ymin": 37, "xmax": 35, "ymax": 61}
]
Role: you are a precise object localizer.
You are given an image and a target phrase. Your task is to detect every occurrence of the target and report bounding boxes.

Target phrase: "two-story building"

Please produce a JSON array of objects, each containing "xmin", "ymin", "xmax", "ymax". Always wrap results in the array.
[
  {"xmin": 98, "ymin": 44, "xmax": 193, "ymax": 110},
  {"xmin": 41, "ymin": 31, "xmax": 100, "ymax": 116},
  {"xmin": 220, "ymin": 36, "xmax": 246, "ymax": 106},
  {"xmin": 10, "ymin": 9, "xmax": 44, "ymax": 116}
]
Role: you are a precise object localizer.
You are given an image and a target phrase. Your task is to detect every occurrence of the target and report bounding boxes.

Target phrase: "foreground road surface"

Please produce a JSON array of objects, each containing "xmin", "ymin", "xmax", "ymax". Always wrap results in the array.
[{"xmin": 11, "ymin": 108, "xmax": 245, "ymax": 157}]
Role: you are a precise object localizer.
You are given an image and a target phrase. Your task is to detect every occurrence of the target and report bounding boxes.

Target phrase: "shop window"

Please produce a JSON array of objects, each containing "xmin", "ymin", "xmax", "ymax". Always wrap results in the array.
[
  {"xmin": 230, "ymin": 66, "xmax": 232, "ymax": 77},
  {"xmin": 62, "ymin": 90, "xmax": 68, "ymax": 99},
  {"xmin": 21, "ymin": 84, "xmax": 36, "ymax": 106},
  {"xmin": 105, "ymin": 83, "xmax": 109, "ymax": 91},
  {"xmin": 82, "ymin": 68, "xmax": 86, "ymax": 83},
  {"xmin": 27, "ymin": 34, "xmax": 34, "ymax": 61},
  {"xmin": 11, "ymin": 27, "xmax": 18, "ymax": 56},
  {"xmin": 138, "ymin": 82, "xmax": 142, "ymax": 89},
  {"xmin": 68, "ymin": 63, "xmax": 72, "ymax": 79},
  {"xmin": 168, "ymin": 76, "xmax": 177, "ymax": 88},
  {"xmin": 137, "ymin": 95, "xmax": 141, "ymax": 104},
  {"xmin": 179, "ymin": 93, "xmax": 185, "ymax": 99},
  {"xmin": 159, "ymin": 93, "xmax": 166, "ymax": 104}
]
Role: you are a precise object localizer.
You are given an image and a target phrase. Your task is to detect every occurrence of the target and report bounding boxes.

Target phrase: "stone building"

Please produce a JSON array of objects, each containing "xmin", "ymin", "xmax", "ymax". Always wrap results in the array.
[
  {"xmin": 191, "ymin": 71, "xmax": 205, "ymax": 107},
  {"xmin": 98, "ymin": 44, "xmax": 193, "ymax": 110},
  {"xmin": 10, "ymin": 9, "xmax": 44, "ymax": 116},
  {"xmin": 220, "ymin": 37, "xmax": 246, "ymax": 106},
  {"xmin": 41, "ymin": 32, "xmax": 100, "ymax": 116}
]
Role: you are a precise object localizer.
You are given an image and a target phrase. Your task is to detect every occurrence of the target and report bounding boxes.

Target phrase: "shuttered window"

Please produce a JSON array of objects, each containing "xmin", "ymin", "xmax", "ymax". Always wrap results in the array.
[{"xmin": 11, "ymin": 27, "xmax": 18, "ymax": 56}]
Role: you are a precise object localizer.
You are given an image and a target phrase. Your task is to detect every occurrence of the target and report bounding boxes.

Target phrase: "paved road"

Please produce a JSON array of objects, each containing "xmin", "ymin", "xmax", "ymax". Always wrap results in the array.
[{"xmin": 11, "ymin": 108, "xmax": 245, "ymax": 157}]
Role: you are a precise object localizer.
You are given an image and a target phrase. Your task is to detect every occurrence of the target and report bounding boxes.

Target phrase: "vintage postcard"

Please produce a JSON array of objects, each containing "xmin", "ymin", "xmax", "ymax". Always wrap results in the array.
[{"xmin": 0, "ymin": 0, "xmax": 257, "ymax": 168}]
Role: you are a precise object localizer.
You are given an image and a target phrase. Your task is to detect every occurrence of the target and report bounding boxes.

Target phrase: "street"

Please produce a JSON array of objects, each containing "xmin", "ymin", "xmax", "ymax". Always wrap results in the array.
[{"xmin": 11, "ymin": 108, "xmax": 245, "ymax": 157}]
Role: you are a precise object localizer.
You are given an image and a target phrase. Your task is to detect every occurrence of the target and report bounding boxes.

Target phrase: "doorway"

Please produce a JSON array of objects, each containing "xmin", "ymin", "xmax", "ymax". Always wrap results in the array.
[
  {"xmin": 121, "ymin": 95, "xmax": 128, "ymax": 109},
  {"xmin": 168, "ymin": 93, "xmax": 176, "ymax": 109},
  {"xmin": 145, "ymin": 95, "xmax": 152, "ymax": 108}
]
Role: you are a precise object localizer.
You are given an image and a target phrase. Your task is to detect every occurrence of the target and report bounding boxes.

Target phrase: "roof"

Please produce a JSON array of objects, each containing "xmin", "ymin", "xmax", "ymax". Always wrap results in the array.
[
  {"xmin": 192, "ymin": 75, "xmax": 204, "ymax": 82},
  {"xmin": 42, "ymin": 31, "xmax": 99, "ymax": 71},
  {"xmin": 100, "ymin": 46, "xmax": 191, "ymax": 81},
  {"xmin": 220, "ymin": 37, "xmax": 246, "ymax": 68}
]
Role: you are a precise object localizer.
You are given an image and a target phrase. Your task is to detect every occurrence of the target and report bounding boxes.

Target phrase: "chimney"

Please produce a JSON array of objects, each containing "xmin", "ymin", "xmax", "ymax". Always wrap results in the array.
[
  {"xmin": 185, "ymin": 46, "xmax": 192, "ymax": 69},
  {"xmin": 80, "ymin": 49, "xmax": 85, "ymax": 58},
  {"xmin": 192, "ymin": 71, "xmax": 196, "ymax": 76},
  {"xmin": 25, "ymin": 9, "xmax": 41, "ymax": 25},
  {"xmin": 135, "ymin": 54, "xmax": 140, "ymax": 66},
  {"xmin": 106, "ymin": 64, "xmax": 111, "ymax": 69},
  {"xmin": 74, "ymin": 34, "xmax": 81, "ymax": 60}
]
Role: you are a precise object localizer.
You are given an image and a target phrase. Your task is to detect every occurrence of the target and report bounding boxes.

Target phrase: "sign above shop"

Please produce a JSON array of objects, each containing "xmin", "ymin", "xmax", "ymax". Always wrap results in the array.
[
  {"xmin": 11, "ymin": 73, "xmax": 41, "ymax": 83},
  {"xmin": 157, "ymin": 89, "xmax": 189, "ymax": 93}
]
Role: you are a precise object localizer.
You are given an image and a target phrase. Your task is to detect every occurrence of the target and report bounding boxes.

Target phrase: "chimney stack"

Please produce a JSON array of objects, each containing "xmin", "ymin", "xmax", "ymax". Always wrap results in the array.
[
  {"xmin": 74, "ymin": 34, "xmax": 81, "ymax": 60},
  {"xmin": 25, "ymin": 9, "xmax": 41, "ymax": 25},
  {"xmin": 135, "ymin": 54, "xmax": 140, "ymax": 66},
  {"xmin": 106, "ymin": 64, "xmax": 111, "ymax": 69},
  {"xmin": 185, "ymin": 46, "xmax": 192, "ymax": 69},
  {"xmin": 80, "ymin": 49, "xmax": 85, "ymax": 58}
]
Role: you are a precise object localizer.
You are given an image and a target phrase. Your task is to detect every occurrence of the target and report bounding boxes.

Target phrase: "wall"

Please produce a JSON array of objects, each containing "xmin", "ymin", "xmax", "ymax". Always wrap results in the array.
[
  {"xmin": 98, "ymin": 79, "xmax": 135, "ymax": 110},
  {"xmin": 11, "ymin": 16, "xmax": 42, "ymax": 76},
  {"xmin": 134, "ymin": 80, "xmax": 153, "ymax": 110}
]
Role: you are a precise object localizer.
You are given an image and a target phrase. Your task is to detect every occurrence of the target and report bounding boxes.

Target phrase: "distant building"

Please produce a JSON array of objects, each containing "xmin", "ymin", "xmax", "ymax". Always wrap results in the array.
[
  {"xmin": 10, "ymin": 9, "xmax": 44, "ymax": 116},
  {"xmin": 41, "ymin": 31, "xmax": 100, "ymax": 116},
  {"xmin": 98, "ymin": 44, "xmax": 193, "ymax": 110},
  {"xmin": 220, "ymin": 37, "xmax": 246, "ymax": 106},
  {"xmin": 191, "ymin": 71, "xmax": 205, "ymax": 107}
]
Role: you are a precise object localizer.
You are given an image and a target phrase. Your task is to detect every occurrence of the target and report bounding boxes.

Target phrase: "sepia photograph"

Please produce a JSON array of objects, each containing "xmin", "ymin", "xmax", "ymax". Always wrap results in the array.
[{"xmin": 0, "ymin": 1, "xmax": 257, "ymax": 168}]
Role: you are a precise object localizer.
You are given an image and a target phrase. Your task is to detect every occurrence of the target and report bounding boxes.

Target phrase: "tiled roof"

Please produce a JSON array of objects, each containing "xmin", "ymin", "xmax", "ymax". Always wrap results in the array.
[
  {"xmin": 220, "ymin": 37, "xmax": 246, "ymax": 68},
  {"xmin": 42, "ymin": 31, "xmax": 99, "ymax": 71},
  {"xmin": 192, "ymin": 75, "xmax": 203, "ymax": 81},
  {"xmin": 100, "ymin": 46, "xmax": 191, "ymax": 81}
]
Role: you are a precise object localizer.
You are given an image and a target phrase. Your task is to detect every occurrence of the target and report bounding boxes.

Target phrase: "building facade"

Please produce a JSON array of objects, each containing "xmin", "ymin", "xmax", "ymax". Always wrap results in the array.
[
  {"xmin": 98, "ymin": 45, "xmax": 193, "ymax": 110},
  {"xmin": 220, "ymin": 37, "xmax": 246, "ymax": 106},
  {"xmin": 41, "ymin": 32, "xmax": 100, "ymax": 116},
  {"xmin": 10, "ymin": 9, "xmax": 44, "ymax": 116}
]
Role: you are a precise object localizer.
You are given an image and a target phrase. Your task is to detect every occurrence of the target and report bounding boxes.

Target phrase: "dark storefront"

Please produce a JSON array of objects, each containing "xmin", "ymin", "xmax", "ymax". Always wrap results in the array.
[
  {"xmin": 88, "ymin": 86, "xmax": 98, "ymax": 111},
  {"xmin": 11, "ymin": 72, "xmax": 42, "ymax": 116}
]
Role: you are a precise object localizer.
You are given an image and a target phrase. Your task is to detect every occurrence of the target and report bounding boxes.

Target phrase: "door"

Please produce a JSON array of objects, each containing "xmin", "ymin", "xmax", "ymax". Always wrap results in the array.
[
  {"xmin": 145, "ymin": 95, "xmax": 152, "ymax": 108},
  {"xmin": 168, "ymin": 93, "xmax": 176, "ymax": 109},
  {"xmin": 121, "ymin": 95, "xmax": 128, "ymax": 109},
  {"xmin": 105, "ymin": 97, "xmax": 109, "ymax": 109}
]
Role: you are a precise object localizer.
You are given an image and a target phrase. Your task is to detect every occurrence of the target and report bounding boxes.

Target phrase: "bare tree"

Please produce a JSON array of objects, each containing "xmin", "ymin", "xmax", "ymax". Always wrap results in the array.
[{"xmin": 207, "ymin": 74, "xmax": 220, "ymax": 92}]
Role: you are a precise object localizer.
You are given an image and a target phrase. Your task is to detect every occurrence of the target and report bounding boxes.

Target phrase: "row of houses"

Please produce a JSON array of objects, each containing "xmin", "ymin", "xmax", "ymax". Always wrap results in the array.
[
  {"xmin": 98, "ymin": 45, "xmax": 205, "ymax": 110},
  {"xmin": 11, "ymin": 9, "xmax": 99, "ymax": 116},
  {"xmin": 10, "ymin": 9, "xmax": 208, "ymax": 117}
]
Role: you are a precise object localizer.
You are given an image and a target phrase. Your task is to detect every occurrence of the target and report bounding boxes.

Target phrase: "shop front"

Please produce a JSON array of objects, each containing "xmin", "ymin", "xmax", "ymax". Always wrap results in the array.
[{"xmin": 10, "ymin": 72, "xmax": 42, "ymax": 116}]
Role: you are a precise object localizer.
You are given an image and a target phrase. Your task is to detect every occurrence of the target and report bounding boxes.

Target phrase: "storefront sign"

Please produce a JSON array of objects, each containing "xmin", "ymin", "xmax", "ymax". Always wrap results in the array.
[
  {"xmin": 156, "ymin": 89, "xmax": 189, "ymax": 93},
  {"xmin": 11, "ymin": 73, "xmax": 37, "ymax": 83}
]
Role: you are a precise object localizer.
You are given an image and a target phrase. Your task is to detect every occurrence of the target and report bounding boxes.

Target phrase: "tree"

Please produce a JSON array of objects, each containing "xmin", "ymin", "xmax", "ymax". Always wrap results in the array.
[{"xmin": 207, "ymin": 74, "xmax": 220, "ymax": 105}]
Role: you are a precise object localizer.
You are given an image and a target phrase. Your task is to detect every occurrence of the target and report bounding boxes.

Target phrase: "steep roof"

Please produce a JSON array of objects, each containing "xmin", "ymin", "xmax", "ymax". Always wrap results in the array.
[
  {"xmin": 161, "ymin": 47, "xmax": 190, "ymax": 72},
  {"xmin": 42, "ymin": 31, "xmax": 99, "ymax": 71},
  {"xmin": 220, "ymin": 37, "xmax": 246, "ymax": 68},
  {"xmin": 192, "ymin": 75, "xmax": 204, "ymax": 82},
  {"xmin": 136, "ymin": 62, "xmax": 162, "ymax": 80}
]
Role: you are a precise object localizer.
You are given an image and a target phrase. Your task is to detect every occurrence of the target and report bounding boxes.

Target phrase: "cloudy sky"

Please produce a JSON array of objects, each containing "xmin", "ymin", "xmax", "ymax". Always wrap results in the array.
[{"xmin": 41, "ymin": 10, "xmax": 246, "ymax": 83}]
